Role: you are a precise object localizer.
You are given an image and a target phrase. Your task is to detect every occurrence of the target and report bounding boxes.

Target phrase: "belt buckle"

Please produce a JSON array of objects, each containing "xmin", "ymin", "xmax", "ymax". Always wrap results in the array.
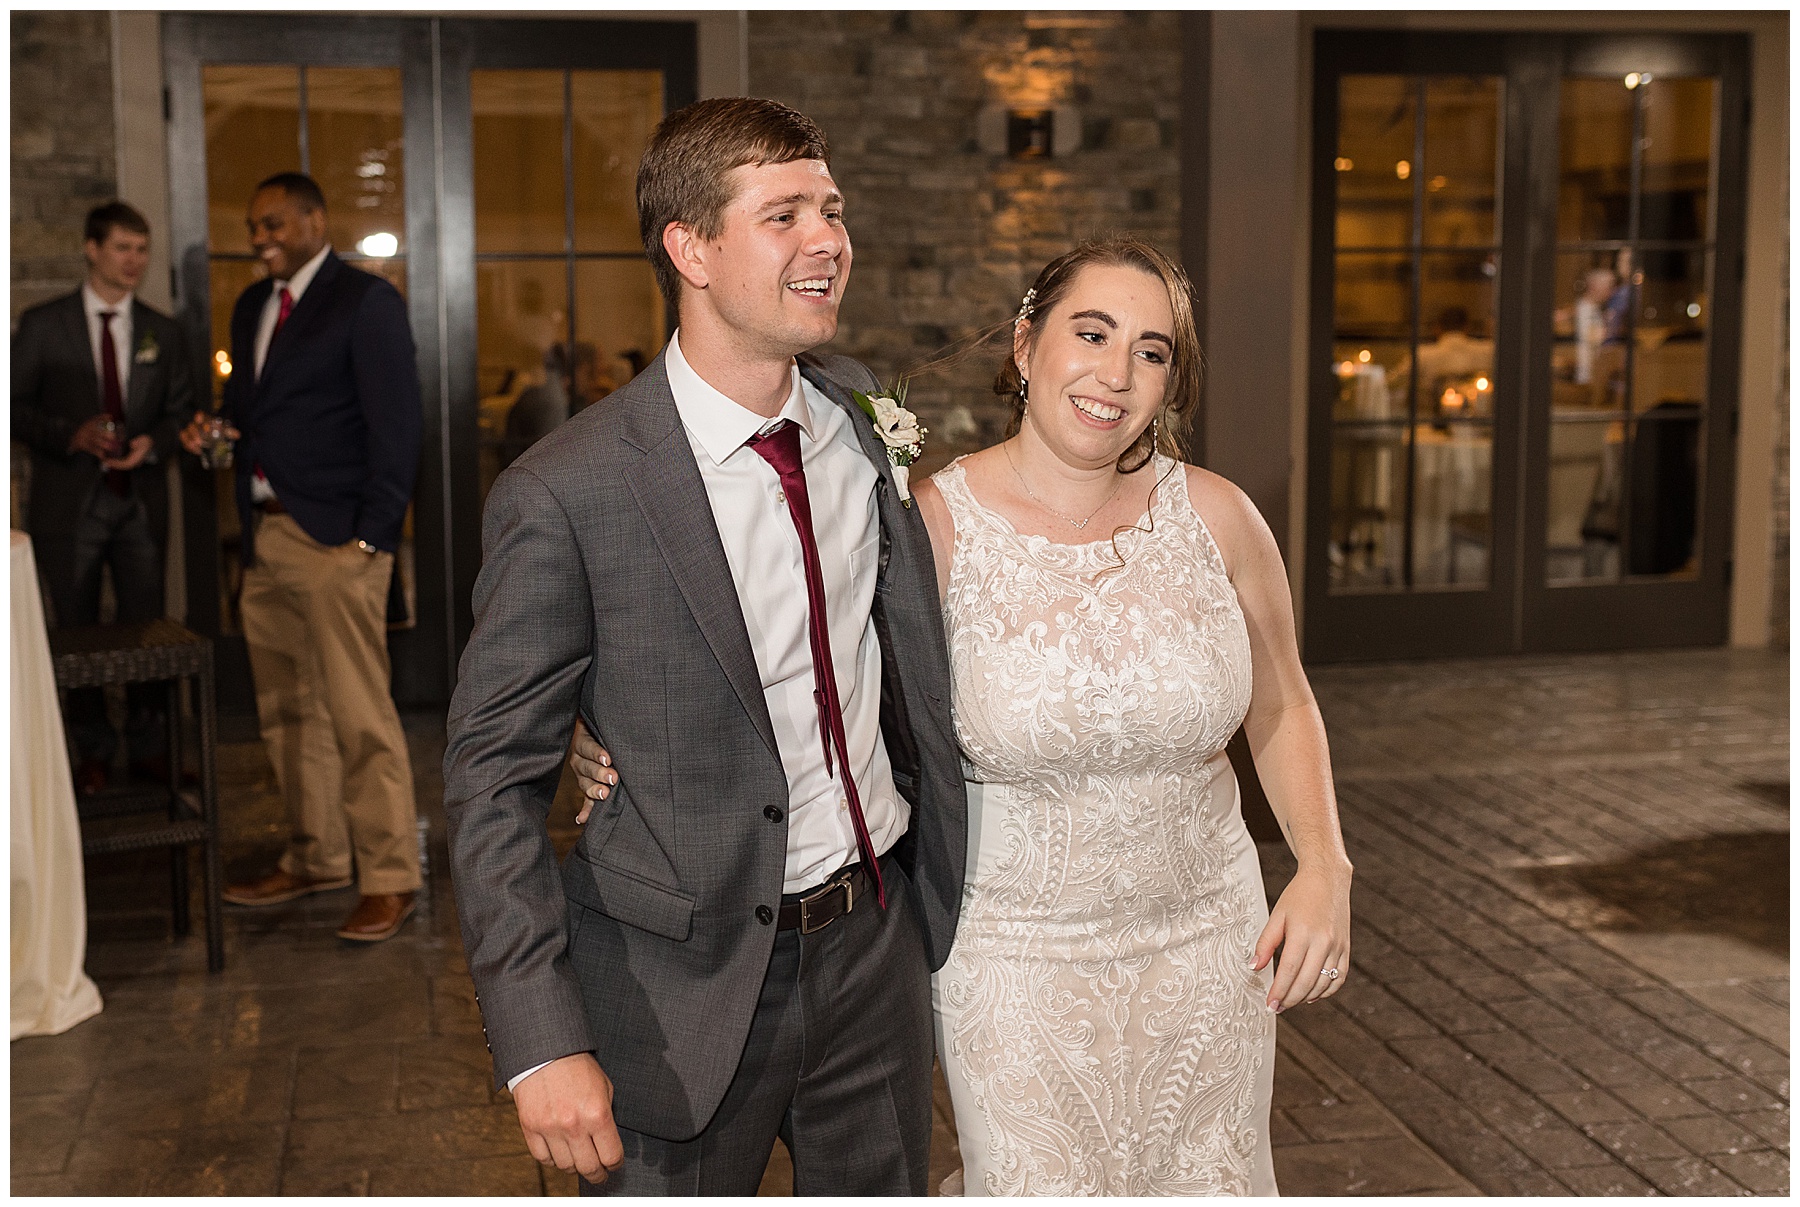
[{"xmin": 797, "ymin": 869, "xmax": 853, "ymax": 935}]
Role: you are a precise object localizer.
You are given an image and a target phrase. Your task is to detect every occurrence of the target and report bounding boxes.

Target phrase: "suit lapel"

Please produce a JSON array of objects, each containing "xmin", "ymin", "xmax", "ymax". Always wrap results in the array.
[
  {"xmin": 620, "ymin": 359, "xmax": 782, "ymax": 766},
  {"xmin": 256, "ymin": 251, "xmax": 341, "ymax": 398},
  {"xmin": 124, "ymin": 302, "xmax": 153, "ymax": 418},
  {"xmin": 800, "ymin": 360, "xmax": 893, "ymax": 482},
  {"xmin": 61, "ymin": 296, "xmax": 102, "ymax": 409}
]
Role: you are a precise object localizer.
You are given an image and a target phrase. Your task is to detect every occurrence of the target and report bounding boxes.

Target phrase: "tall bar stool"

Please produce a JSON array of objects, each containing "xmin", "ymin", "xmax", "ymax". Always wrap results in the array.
[{"xmin": 50, "ymin": 619, "xmax": 224, "ymax": 972}]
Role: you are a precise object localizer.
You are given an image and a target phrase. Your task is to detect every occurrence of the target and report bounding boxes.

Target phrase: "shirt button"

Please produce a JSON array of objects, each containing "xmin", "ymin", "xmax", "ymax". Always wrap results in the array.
[
  {"xmin": 756, "ymin": 904, "xmax": 774, "ymax": 925},
  {"xmin": 765, "ymin": 805, "xmax": 784, "ymax": 822},
  {"xmin": 776, "ymin": 491, "xmax": 785, "ymax": 505},
  {"xmin": 839, "ymin": 796, "xmax": 849, "ymax": 812}
]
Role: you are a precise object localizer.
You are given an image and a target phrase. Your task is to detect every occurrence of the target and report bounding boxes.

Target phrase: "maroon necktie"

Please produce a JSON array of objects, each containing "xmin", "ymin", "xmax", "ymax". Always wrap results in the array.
[
  {"xmin": 747, "ymin": 420, "xmax": 886, "ymax": 909},
  {"xmin": 97, "ymin": 310, "xmax": 127, "ymax": 496},
  {"xmin": 254, "ymin": 286, "xmax": 293, "ymax": 490}
]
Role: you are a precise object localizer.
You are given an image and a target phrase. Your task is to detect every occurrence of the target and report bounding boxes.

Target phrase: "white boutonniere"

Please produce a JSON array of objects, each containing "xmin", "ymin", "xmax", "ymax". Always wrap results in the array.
[
  {"xmin": 852, "ymin": 380, "xmax": 926, "ymax": 507},
  {"xmin": 134, "ymin": 331, "xmax": 159, "ymax": 365}
]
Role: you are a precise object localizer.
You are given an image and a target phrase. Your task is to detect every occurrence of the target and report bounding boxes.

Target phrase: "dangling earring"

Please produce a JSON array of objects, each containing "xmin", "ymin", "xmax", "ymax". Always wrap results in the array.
[
  {"xmin": 1149, "ymin": 414, "xmax": 1160, "ymax": 453},
  {"xmin": 1019, "ymin": 375, "xmax": 1029, "ymax": 414}
]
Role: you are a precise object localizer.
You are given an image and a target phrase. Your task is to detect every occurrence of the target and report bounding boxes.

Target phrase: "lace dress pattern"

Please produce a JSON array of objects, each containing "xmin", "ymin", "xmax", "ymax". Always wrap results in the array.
[{"xmin": 931, "ymin": 456, "xmax": 1277, "ymax": 1196}]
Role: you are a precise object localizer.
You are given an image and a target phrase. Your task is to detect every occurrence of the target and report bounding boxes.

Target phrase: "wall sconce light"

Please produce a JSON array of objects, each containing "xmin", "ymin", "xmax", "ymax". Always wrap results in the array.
[{"xmin": 978, "ymin": 103, "xmax": 1081, "ymax": 159}]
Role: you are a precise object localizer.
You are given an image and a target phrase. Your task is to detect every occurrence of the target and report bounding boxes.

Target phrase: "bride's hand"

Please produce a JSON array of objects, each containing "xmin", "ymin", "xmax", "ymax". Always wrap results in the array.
[
  {"xmin": 1251, "ymin": 863, "xmax": 1352, "ymax": 1013},
  {"xmin": 569, "ymin": 722, "xmax": 618, "ymax": 825}
]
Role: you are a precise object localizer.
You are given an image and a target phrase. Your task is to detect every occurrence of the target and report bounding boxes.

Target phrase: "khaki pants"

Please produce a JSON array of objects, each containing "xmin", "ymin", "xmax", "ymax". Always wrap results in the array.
[{"xmin": 240, "ymin": 514, "xmax": 419, "ymax": 894}]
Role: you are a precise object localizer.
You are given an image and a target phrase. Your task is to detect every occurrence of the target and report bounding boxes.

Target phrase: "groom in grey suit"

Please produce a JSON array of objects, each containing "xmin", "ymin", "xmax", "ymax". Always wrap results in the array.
[{"xmin": 443, "ymin": 97, "xmax": 965, "ymax": 1194}]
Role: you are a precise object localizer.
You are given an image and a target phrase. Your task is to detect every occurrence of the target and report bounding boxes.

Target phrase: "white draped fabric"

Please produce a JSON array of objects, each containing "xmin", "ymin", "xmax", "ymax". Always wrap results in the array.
[{"xmin": 11, "ymin": 530, "xmax": 103, "ymax": 1039}]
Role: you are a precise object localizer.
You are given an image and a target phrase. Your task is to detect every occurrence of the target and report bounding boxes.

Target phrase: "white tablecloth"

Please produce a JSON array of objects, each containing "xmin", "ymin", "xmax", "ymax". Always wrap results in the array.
[{"xmin": 11, "ymin": 530, "xmax": 103, "ymax": 1038}]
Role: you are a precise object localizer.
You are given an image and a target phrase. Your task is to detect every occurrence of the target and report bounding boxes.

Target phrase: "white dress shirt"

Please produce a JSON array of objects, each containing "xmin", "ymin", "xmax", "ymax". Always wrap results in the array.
[
  {"xmin": 249, "ymin": 243, "xmax": 332, "ymax": 503},
  {"xmin": 665, "ymin": 330, "xmax": 906, "ymax": 893},
  {"xmin": 81, "ymin": 283, "xmax": 133, "ymax": 398},
  {"xmin": 508, "ymin": 332, "xmax": 908, "ymax": 1094}
]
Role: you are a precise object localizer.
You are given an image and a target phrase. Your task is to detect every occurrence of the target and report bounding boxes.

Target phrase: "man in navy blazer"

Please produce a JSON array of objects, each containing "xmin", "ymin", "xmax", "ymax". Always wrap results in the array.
[{"xmin": 182, "ymin": 172, "xmax": 422, "ymax": 942}]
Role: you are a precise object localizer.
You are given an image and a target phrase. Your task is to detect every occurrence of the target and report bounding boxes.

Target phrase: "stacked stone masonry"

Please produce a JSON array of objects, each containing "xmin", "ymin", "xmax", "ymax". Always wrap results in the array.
[{"xmin": 749, "ymin": 11, "xmax": 1183, "ymax": 473}]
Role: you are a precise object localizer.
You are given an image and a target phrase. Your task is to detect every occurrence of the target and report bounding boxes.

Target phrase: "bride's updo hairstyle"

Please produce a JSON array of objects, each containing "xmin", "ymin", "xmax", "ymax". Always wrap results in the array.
[{"xmin": 999, "ymin": 238, "xmax": 1203, "ymax": 474}]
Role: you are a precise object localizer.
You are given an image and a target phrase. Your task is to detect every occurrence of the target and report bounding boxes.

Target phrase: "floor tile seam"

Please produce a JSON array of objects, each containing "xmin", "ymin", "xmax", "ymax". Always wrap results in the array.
[
  {"xmin": 1273, "ymin": 1025, "xmax": 1480, "ymax": 1192},
  {"xmin": 1562, "ymin": 766, "xmax": 1790, "ymax": 839},
  {"xmin": 1323, "ymin": 785, "xmax": 1771, "ymax": 1074},
  {"xmin": 1281, "ymin": 1009, "xmax": 1550, "ymax": 1188},
  {"xmin": 1331, "ymin": 742, "xmax": 1783, "ymax": 787},
  {"xmin": 1440, "ymin": 770, "xmax": 1681, "ymax": 858}
]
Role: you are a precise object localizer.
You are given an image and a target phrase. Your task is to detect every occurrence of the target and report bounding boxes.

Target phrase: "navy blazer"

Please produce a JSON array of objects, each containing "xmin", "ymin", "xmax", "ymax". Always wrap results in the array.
[{"xmin": 222, "ymin": 251, "xmax": 421, "ymax": 566}]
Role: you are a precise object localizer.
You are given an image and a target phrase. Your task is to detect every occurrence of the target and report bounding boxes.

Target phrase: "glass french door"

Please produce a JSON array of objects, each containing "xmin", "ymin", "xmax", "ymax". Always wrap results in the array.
[
  {"xmin": 1304, "ymin": 31, "xmax": 1749, "ymax": 661},
  {"xmin": 164, "ymin": 16, "xmax": 694, "ymax": 707}
]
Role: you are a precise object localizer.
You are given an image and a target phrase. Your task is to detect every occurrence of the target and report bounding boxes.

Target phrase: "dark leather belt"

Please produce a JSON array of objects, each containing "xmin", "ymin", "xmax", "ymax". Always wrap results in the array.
[
  {"xmin": 257, "ymin": 498, "xmax": 287, "ymax": 515},
  {"xmin": 778, "ymin": 860, "xmax": 874, "ymax": 934}
]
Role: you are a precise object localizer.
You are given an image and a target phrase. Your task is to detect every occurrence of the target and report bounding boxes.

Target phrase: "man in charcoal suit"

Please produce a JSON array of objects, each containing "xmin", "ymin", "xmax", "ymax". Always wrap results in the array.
[
  {"xmin": 12, "ymin": 201, "xmax": 195, "ymax": 793},
  {"xmin": 443, "ymin": 97, "xmax": 966, "ymax": 1194}
]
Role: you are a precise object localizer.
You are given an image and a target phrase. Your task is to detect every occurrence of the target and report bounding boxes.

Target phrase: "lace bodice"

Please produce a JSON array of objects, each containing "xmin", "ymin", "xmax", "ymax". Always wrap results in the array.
[
  {"xmin": 930, "ymin": 456, "xmax": 1275, "ymax": 1196},
  {"xmin": 939, "ymin": 455, "xmax": 1252, "ymax": 793}
]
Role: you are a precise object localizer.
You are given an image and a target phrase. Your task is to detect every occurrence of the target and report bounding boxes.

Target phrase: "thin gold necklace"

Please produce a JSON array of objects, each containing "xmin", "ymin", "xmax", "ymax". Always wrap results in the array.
[{"xmin": 1004, "ymin": 441, "xmax": 1124, "ymax": 530}]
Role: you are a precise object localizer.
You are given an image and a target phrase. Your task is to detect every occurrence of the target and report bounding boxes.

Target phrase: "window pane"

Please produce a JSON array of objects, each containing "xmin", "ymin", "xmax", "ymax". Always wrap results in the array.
[
  {"xmin": 477, "ymin": 260, "xmax": 569, "ymax": 500},
  {"xmin": 1401, "ymin": 253, "xmax": 1499, "ymax": 423},
  {"xmin": 1558, "ymin": 78, "xmax": 1634, "ymax": 243},
  {"xmin": 203, "ymin": 65, "xmax": 300, "ymax": 252},
  {"xmin": 307, "ymin": 67, "xmax": 406, "ymax": 256},
  {"xmin": 1329, "ymin": 422, "xmax": 1407, "ymax": 592},
  {"xmin": 574, "ymin": 259, "xmax": 665, "ymax": 396},
  {"xmin": 1545, "ymin": 414, "xmax": 1622, "ymax": 584},
  {"xmin": 1422, "ymin": 76, "xmax": 1500, "ymax": 248},
  {"xmin": 1640, "ymin": 77, "xmax": 1715, "ymax": 243},
  {"xmin": 1411, "ymin": 422, "xmax": 1492, "ymax": 588},
  {"xmin": 1550, "ymin": 249, "xmax": 1630, "ymax": 410},
  {"xmin": 1336, "ymin": 75, "xmax": 1416, "ymax": 248},
  {"xmin": 472, "ymin": 71, "xmax": 568, "ymax": 254},
  {"xmin": 1331, "ymin": 249, "xmax": 1412, "ymax": 594},
  {"xmin": 571, "ymin": 71, "xmax": 663, "ymax": 253}
]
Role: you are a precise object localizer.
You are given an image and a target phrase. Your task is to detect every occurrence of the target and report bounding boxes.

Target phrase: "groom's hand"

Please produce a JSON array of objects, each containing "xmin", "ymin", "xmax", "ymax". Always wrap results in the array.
[{"xmin": 513, "ymin": 1052, "xmax": 625, "ymax": 1184}]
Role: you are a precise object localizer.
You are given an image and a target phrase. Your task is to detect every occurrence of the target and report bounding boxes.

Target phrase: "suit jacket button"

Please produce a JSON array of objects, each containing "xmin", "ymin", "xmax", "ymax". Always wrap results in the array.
[
  {"xmin": 756, "ymin": 905, "xmax": 774, "ymax": 925},
  {"xmin": 764, "ymin": 805, "xmax": 784, "ymax": 822}
]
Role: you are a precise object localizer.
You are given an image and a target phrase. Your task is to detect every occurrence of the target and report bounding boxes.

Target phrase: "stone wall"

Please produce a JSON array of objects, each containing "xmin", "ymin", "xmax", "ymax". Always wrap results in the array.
[
  {"xmin": 12, "ymin": 12, "xmax": 116, "ymax": 321},
  {"xmin": 748, "ymin": 10, "xmax": 1183, "ymax": 473}
]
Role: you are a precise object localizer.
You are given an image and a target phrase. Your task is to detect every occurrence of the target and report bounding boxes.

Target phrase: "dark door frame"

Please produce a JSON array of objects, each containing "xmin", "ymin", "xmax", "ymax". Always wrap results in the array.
[
  {"xmin": 1303, "ymin": 28, "xmax": 1750, "ymax": 662},
  {"xmin": 162, "ymin": 14, "xmax": 695, "ymax": 709}
]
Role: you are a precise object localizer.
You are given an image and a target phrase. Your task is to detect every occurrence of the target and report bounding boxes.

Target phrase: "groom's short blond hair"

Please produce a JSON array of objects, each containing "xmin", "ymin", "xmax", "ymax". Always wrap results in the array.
[{"xmin": 637, "ymin": 97, "xmax": 832, "ymax": 310}]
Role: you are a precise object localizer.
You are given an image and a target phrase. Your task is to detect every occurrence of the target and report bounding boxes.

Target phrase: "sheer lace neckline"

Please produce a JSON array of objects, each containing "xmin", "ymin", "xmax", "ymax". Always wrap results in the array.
[{"xmin": 941, "ymin": 453, "xmax": 1180, "ymax": 551}]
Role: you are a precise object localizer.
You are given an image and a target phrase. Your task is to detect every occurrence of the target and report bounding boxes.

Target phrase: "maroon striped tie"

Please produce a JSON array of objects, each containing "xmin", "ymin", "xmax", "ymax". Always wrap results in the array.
[{"xmin": 746, "ymin": 420, "xmax": 886, "ymax": 908}]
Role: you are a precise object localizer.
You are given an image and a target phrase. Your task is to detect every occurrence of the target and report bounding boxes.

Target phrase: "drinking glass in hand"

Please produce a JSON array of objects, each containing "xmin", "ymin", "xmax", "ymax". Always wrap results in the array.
[{"xmin": 200, "ymin": 415, "xmax": 235, "ymax": 470}]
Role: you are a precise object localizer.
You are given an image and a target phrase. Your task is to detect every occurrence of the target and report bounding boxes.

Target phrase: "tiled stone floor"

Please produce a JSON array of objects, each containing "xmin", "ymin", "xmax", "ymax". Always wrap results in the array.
[{"xmin": 12, "ymin": 647, "xmax": 1786, "ymax": 1195}]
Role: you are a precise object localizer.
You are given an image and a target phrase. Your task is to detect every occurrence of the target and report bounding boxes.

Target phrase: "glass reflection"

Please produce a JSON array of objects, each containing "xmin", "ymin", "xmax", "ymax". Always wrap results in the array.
[
  {"xmin": 473, "ymin": 71, "xmax": 568, "ymax": 255},
  {"xmin": 307, "ymin": 68, "xmax": 406, "ymax": 255},
  {"xmin": 477, "ymin": 260, "xmax": 569, "ymax": 497},
  {"xmin": 1549, "ymin": 72, "xmax": 1715, "ymax": 586},
  {"xmin": 203, "ymin": 66, "xmax": 300, "ymax": 251},
  {"xmin": 1421, "ymin": 76, "xmax": 1500, "ymax": 248},
  {"xmin": 1409, "ymin": 422, "xmax": 1492, "ymax": 588},
  {"xmin": 571, "ymin": 71, "xmax": 663, "ymax": 252},
  {"xmin": 1557, "ymin": 78, "xmax": 1634, "ymax": 243},
  {"xmin": 1640, "ymin": 78, "xmax": 1715, "ymax": 243},
  {"xmin": 1336, "ymin": 75, "xmax": 1416, "ymax": 249},
  {"xmin": 1393, "ymin": 254, "xmax": 1499, "ymax": 423},
  {"xmin": 1329, "ymin": 425, "xmax": 1407, "ymax": 591}
]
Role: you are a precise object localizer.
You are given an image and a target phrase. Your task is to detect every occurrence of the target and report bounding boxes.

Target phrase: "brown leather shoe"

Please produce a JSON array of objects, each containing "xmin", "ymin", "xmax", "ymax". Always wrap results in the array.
[
  {"xmin": 222, "ymin": 868, "xmax": 354, "ymax": 906},
  {"xmin": 336, "ymin": 892, "xmax": 417, "ymax": 943},
  {"xmin": 74, "ymin": 757, "xmax": 109, "ymax": 796}
]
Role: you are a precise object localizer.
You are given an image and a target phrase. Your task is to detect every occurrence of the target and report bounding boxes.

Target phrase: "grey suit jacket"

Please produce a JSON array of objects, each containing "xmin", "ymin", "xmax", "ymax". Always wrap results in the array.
[
  {"xmin": 443, "ymin": 350, "xmax": 965, "ymax": 1141},
  {"xmin": 11, "ymin": 291, "xmax": 195, "ymax": 549}
]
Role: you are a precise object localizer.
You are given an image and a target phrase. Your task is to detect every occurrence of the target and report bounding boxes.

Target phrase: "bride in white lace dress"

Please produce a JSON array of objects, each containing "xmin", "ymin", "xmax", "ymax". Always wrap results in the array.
[{"xmin": 911, "ymin": 240, "xmax": 1353, "ymax": 1196}]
